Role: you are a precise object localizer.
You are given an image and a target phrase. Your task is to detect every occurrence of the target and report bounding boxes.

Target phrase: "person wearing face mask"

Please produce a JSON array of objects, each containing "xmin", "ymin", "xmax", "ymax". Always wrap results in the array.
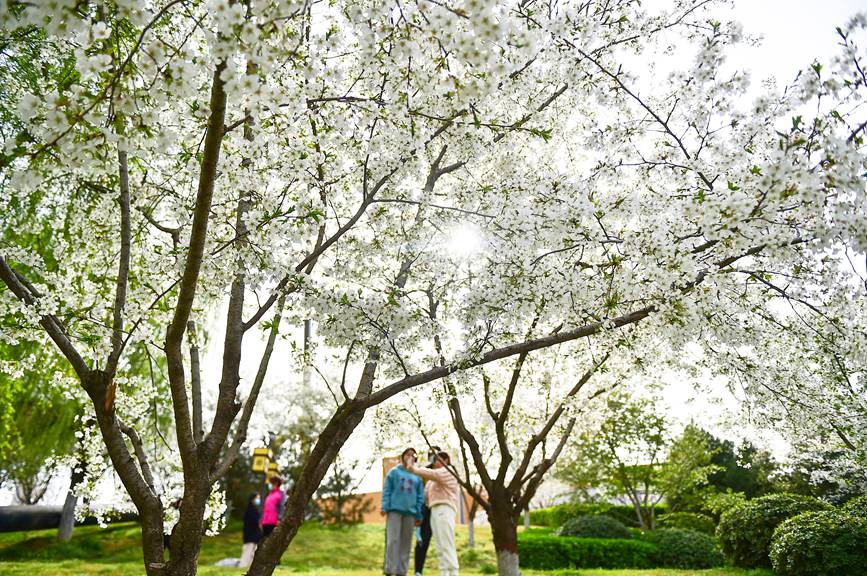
[
  {"xmin": 382, "ymin": 448, "xmax": 425, "ymax": 576},
  {"xmin": 407, "ymin": 451, "xmax": 460, "ymax": 576},
  {"xmin": 240, "ymin": 492, "xmax": 262, "ymax": 568},
  {"xmin": 261, "ymin": 476, "xmax": 286, "ymax": 538}
]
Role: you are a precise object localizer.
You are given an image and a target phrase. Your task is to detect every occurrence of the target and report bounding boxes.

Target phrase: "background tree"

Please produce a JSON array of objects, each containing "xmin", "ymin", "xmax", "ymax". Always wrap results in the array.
[
  {"xmin": 558, "ymin": 394, "xmax": 719, "ymax": 529},
  {"xmin": 2, "ymin": 389, "xmax": 77, "ymax": 504},
  {"xmin": 667, "ymin": 425, "xmax": 778, "ymax": 512},
  {"xmin": 315, "ymin": 456, "xmax": 373, "ymax": 526},
  {"xmin": 776, "ymin": 444, "xmax": 867, "ymax": 504},
  {"xmin": 431, "ymin": 347, "xmax": 619, "ymax": 576},
  {"xmin": 0, "ymin": 345, "xmax": 82, "ymax": 521}
]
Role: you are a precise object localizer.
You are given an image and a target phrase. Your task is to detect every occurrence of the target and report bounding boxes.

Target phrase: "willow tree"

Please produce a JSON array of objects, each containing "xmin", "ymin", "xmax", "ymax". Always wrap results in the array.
[{"xmin": 0, "ymin": 2, "xmax": 865, "ymax": 576}]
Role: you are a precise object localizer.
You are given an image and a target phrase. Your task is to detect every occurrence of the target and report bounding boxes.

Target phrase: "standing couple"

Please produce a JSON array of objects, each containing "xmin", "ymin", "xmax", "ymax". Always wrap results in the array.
[{"xmin": 382, "ymin": 447, "xmax": 459, "ymax": 576}]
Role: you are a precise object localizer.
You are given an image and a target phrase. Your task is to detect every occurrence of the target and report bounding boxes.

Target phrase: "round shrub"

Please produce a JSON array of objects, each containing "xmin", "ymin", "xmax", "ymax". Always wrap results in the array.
[
  {"xmin": 557, "ymin": 515, "xmax": 632, "ymax": 539},
  {"xmin": 641, "ymin": 528, "xmax": 724, "ymax": 569},
  {"xmin": 717, "ymin": 493, "xmax": 831, "ymax": 568},
  {"xmin": 657, "ymin": 512, "xmax": 716, "ymax": 535},
  {"xmin": 518, "ymin": 532, "xmax": 656, "ymax": 570},
  {"xmin": 770, "ymin": 510, "xmax": 867, "ymax": 576}
]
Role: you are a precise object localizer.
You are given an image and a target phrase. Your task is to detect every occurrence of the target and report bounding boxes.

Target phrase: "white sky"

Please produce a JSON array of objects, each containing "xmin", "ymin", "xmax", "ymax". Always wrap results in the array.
[{"xmin": 725, "ymin": 0, "xmax": 863, "ymax": 85}]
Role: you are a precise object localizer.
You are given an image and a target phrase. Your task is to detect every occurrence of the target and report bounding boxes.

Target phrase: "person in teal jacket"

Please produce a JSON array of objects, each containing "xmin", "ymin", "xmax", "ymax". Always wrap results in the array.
[{"xmin": 382, "ymin": 448, "xmax": 424, "ymax": 576}]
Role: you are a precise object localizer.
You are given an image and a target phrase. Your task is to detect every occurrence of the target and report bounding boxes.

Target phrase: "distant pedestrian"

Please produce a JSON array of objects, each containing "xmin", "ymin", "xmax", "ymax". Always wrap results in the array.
[
  {"xmin": 408, "ymin": 451, "xmax": 460, "ymax": 576},
  {"xmin": 240, "ymin": 492, "xmax": 262, "ymax": 567},
  {"xmin": 382, "ymin": 448, "xmax": 425, "ymax": 576},
  {"xmin": 262, "ymin": 477, "xmax": 286, "ymax": 538}
]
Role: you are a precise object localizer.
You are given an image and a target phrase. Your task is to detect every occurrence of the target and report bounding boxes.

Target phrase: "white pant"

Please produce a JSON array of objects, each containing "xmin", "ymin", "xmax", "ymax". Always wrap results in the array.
[
  {"xmin": 430, "ymin": 504, "xmax": 458, "ymax": 576},
  {"xmin": 240, "ymin": 542, "xmax": 257, "ymax": 567}
]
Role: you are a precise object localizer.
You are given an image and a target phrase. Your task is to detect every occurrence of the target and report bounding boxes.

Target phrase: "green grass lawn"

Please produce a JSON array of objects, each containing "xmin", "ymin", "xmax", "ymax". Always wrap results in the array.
[{"xmin": 0, "ymin": 521, "xmax": 772, "ymax": 576}]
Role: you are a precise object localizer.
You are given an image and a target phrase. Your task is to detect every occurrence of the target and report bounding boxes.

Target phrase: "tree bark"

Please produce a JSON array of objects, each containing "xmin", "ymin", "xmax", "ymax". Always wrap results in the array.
[
  {"xmin": 82, "ymin": 370, "xmax": 167, "ymax": 575},
  {"xmin": 246, "ymin": 402, "xmax": 366, "ymax": 576},
  {"xmin": 165, "ymin": 487, "xmax": 209, "ymax": 576},
  {"xmin": 57, "ymin": 463, "xmax": 85, "ymax": 541},
  {"xmin": 489, "ymin": 503, "xmax": 521, "ymax": 576}
]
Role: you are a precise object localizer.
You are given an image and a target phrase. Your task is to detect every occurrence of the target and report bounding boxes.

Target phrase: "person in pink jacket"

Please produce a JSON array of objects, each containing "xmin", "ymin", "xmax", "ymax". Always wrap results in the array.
[
  {"xmin": 407, "ymin": 451, "xmax": 460, "ymax": 576},
  {"xmin": 261, "ymin": 476, "xmax": 286, "ymax": 538}
]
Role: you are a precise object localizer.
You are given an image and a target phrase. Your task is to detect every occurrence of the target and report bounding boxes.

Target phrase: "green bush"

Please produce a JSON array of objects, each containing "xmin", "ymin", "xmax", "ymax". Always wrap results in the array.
[
  {"xmin": 770, "ymin": 509, "xmax": 867, "ymax": 576},
  {"xmin": 530, "ymin": 505, "xmax": 574, "ymax": 527},
  {"xmin": 640, "ymin": 528, "xmax": 725, "ymax": 569},
  {"xmin": 717, "ymin": 493, "xmax": 831, "ymax": 568},
  {"xmin": 557, "ymin": 515, "xmax": 632, "ymax": 539},
  {"xmin": 530, "ymin": 503, "xmax": 668, "ymax": 527},
  {"xmin": 517, "ymin": 532, "xmax": 657, "ymax": 569},
  {"xmin": 657, "ymin": 512, "xmax": 716, "ymax": 535},
  {"xmin": 842, "ymin": 494, "xmax": 867, "ymax": 517}
]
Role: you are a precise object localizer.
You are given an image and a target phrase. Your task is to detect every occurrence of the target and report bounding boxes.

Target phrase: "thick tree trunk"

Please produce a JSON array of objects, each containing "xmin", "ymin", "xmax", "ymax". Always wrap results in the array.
[
  {"xmin": 246, "ymin": 402, "xmax": 366, "ymax": 576},
  {"xmin": 57, "ymin": 464, "xmax": 85, "ymax": 541},
  {"xmin": 165, "ymin": 480, "xmax": 212, "ymax": 576},
  {"xmin": 489, "ymin": 503, "xmax": 521, "ymax": 576},
  {"xmin": 84, "ymin": 372, "xmax": 168, "ymax": 576},
  {"xmin": 496, "ymin": 548, "xmax": 521, "ymax": 576}
]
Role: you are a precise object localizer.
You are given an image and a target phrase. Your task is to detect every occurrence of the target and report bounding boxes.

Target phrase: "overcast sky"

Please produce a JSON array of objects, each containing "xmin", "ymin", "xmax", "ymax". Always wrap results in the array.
[{"xmin": 725, "ymin": 0, "xmax": 862, "ymax": 84}]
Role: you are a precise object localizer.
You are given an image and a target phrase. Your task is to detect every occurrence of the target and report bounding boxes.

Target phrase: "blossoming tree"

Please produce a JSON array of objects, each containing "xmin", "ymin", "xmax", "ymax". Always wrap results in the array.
[{"xmin": 0, "ymin": 1, "xmax": 865, "ymax": 576}]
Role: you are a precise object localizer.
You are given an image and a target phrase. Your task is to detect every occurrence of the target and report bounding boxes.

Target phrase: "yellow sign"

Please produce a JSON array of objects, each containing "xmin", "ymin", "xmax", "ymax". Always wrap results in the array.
[{"xmin": 252, "ymin": 447, "xmax": 270, "ymax": 473}]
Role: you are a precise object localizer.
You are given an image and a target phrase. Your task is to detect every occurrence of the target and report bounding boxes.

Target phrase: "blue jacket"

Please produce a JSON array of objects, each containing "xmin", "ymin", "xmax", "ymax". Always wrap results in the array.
[{"xmin": 382, "ymin": 465, "xmax": 424, "ymax": 519}]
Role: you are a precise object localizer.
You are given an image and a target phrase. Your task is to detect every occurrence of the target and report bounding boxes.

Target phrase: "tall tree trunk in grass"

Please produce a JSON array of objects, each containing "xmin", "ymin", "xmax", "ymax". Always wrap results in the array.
[
  {"xmin": 488, "ymin": 500, "xmax": 520, "ymax": 576},
  {"xmin": 426, "ymin": 347, "xmax": 614, "ymax": 576},
  {"xmin": 57, "ymin": 462, "xmax": 84, "ymax": 542}
]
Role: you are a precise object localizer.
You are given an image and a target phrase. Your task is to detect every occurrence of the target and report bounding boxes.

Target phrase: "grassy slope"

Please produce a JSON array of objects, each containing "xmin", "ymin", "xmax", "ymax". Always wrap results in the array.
[{"xmin": 0, "ymin": 522, "xmax": 773, "ymax": 576}]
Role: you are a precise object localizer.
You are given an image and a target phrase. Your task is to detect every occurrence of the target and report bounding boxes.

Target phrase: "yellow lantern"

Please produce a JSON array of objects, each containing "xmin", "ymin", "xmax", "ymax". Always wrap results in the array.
[
  {"xmin": 251, "ymin": 447, "xmax": 270, "ymax": 473},
  {"xmin": 267, "ymin": 462, "xmax": 279, "ymax": 480}
]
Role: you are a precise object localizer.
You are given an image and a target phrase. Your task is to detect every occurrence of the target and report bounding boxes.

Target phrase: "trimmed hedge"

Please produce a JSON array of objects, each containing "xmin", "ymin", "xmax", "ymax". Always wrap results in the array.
[
  {"xmin": 657, "ymin": 512, "xmax": 716, "ymax": 535},
  {"xmin": 530, "ymin": 503, "xmax": 668, "ymax": 528},
  {"xmin": 557, "ymin": 515, "xmax": 632, "ymax": 539},
  {"xmin": 717, "ymin": 493, "xmax": 831, "ymax": 568},
  {"xmin": 640, "ymin": 528, "xmax": 725, "ymax": 569},
  {"xmin": 770, "ymin": 509, "xmax": 867, "ymax": 576},
  {"xmin": 517, "ymin": 532, "xmax": 657, "ymax": 569}
]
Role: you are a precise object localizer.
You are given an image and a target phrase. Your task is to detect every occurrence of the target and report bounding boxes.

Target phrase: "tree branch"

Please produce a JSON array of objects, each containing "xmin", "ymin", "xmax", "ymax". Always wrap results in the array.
[
  {"xmin": 164, "ymin": 61, "xmax": 228, "ymax": 465},
  {"xmin": 0, "ymin": 257, "xmax": 90, "ymax": 378},
  {"xmin": 509, "ymin": 352, "xmax": 610, "ymax": 494},
  {"xmin": 107, "ymin": 148, "xmax": 132, "ymax": 377},
  {"xmin": 188, "ymin": 321, "xmax": 204, "ymax": 444},
  {"xmin": 119, "ymin": 419, "xmax": 158, "ymax": 495},
  {"xmin": 214, "ymin": 294, "xmax": 285, "ymax": 478}
]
